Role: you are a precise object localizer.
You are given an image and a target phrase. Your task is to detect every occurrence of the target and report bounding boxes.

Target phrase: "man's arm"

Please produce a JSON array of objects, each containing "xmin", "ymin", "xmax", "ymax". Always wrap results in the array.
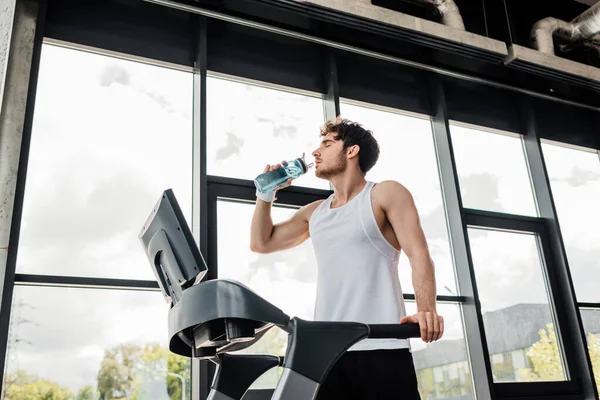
[
  {"xmin": 250, "ymin": 162, "xmax": 316, "ymax": 254},
  {"xmin": 250, "ymin": 199, "xmax": 317, "ymax": 254},
  {"xmin": 376, "ymin": 180, "xmax": 444, "ymax": 343}
]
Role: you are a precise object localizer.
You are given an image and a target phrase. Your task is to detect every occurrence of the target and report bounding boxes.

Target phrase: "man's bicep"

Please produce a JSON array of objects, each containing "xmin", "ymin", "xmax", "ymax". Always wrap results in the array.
[
  {"xmin": 264, "ymin": 202, "xmax": 316, "ymax": 253},
  {"xmin": 384, "ymin": 184, "xmax": 429, "ymax": 258}
]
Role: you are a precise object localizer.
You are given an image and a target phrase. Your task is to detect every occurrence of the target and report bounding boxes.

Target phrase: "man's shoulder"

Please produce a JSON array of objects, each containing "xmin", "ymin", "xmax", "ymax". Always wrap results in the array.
[
  {"xmin": 372, "ymin": 180, "xmax": 413, "ymax": 208},
  {"xmin": 372, "ymin": 180, "xmax": 411, "ymax": 196},
  {"xmin": 298, "ymin": 199, "xmax": 327, "ymax": 221}
]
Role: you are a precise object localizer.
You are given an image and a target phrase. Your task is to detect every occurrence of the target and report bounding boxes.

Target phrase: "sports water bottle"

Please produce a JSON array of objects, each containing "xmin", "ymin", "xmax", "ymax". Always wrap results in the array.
[{"xmin": 254, "ymin": 154, "xmax": 314, "ymax": 193}]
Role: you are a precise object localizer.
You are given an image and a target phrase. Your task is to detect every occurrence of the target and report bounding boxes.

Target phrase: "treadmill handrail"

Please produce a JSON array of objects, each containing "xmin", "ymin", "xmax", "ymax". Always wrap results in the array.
[{"xmin": 367, "ymin": 322, "xmax": 421, "ymax": 339}]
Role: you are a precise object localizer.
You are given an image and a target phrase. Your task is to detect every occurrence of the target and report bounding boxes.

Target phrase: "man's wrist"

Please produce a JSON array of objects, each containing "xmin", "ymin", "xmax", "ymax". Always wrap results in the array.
[
  {"xmin": 417, "ymin": 308, "xmax": 438, "ymax": 314},
  {"xmin": 256, "ymin": 190, "xmax": 276, "ymax": 203}
]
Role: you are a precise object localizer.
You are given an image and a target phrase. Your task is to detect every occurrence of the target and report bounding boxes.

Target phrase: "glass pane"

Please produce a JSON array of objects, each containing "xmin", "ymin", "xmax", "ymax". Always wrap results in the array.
[
  {"xmin": 405, "ymin": 302, "xmax": 474, "ymax": 400},
  {"xmin": 468, "ymin": 228, "xmax": 566, "ymax": 382},
  {"xmin": 207, "ymin": 76, "xmax": 329, "ymax": 191},
  {"xmin": 2, "ymin": 286, "xmax": 190, "ymax": 400},
  {"xmin": 339, "ymin": 102, "xmax": 457, "ymax": 296},
  {"xmin": 542, "ymin": 142, "xmax": 600, "ymax": 303},
  {"xmin": 580, "ymin": 308, "xmax": 600, "ymax": 398},
  {"xmin": 217, "ymin": 200, "xmax": 318, "ymax": 389},
  {"xmin": 16, "ymin": 44, "xmax": 193, "ymax": 280},
  {"xmin": 451, "ymin": 124, "xmax": 537, "ymax": 216}
]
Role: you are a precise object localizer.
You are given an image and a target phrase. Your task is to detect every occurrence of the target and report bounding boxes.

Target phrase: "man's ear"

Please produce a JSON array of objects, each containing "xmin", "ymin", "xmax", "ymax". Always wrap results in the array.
[{"xmin": 347, "ymin": 144, "xmax": 360, "ymax": 159}]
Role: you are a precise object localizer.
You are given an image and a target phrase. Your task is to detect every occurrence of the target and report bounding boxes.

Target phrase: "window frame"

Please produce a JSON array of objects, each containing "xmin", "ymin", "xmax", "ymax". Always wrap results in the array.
[{"xmin": 465, "ymin": 207, "xmax": 576, "ymax": 392}]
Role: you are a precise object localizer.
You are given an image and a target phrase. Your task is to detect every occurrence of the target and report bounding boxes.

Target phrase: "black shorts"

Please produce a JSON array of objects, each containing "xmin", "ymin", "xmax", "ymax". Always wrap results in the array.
[{"xmin": 316, "ymin": 349, "xmax": 421, "ymax": 400}]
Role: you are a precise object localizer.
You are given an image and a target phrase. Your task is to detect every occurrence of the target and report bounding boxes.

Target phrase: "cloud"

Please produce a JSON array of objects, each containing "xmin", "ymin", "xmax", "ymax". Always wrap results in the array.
[
  {"xmin": 98, "ymin": 65, "xmax": 131, "ymax": 87},
  {"xmin": 215, "ymin": 131, "xmax": 244, "ymax": 162},
  {"xmin": 459, "ymin": 172, "xmax": 503, "ymax": 212},
  {"xmin": 141, "ymin": 90, "xmax": 176, "ymax": 114},
  {"xmin": 247, "ymin": 242, "xmax": 317, "ymax": 284},
  {"xmin": 16, "ymin": 157, "xmax": 163, "ymax": 279},
  {"xmin": 563, "ymin": 246, "xmax": 600, "ymax": 303},
  {"xmin": 273, "ymin": 124, "xmax": 298, "ymax": 139},
  {"xmin": 420, "ymin": 205, "xmax": 449, "ymax": 241},
  {"xmin": 558, "ymin": 166, "xmax": 600, "ymax": 187}
]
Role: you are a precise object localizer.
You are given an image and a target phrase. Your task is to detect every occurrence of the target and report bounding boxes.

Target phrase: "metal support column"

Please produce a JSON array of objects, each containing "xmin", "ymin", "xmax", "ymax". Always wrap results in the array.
[
  {"xmin": 429, "ymin": 76, "xmax": 494, "ymax": 400},
  {"xmin": 323, "ymin": 49, "xmax": 340, "ymax": 122},
  {"xmin": 0, "ymin": 0, "xmax": 43, "ymax": 392},
  {"xmin": 191, "ymin": 14, "xmax": 212, "ymax": 400}
]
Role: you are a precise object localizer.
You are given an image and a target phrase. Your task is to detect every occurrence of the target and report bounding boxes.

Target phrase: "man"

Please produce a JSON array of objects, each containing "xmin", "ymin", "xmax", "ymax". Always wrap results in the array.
[{"xmin": 250, "ymin": 117, "xmax": 443, "ymax": 399}]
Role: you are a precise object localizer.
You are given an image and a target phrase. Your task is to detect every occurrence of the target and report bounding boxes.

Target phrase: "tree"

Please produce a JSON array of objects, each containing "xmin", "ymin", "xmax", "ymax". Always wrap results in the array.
[
  {"xmin": 97, "ymin": 343, "xmax": 142, "ymax": 400},
  {"xmin": 166, "ymin": 351, "xmax": 190, "ymax": 400},
  {"xmin": 76, "ymin": 385, "xmax": 97, "ymax": 400},
  {"xmin": 95, "ymin": 333, "xmax": 286, "ymax": 398},
  {"xmin": 587, "ymin": 333, "xmax": 600, "ymax": 389},
  {"xmin": 96, "ymin": 343, "xmax": 189, "ymax": 400},
  {"xmin": 518, "ymin": 324, "xmax": 600, "ymax": 384},
  {"xmin": 3, "ymin": 369, "xmax": 74, "ymax": 400},
  {"xmin": 518, "ymin": 323, "xmax": 565, "ymax": 381}
]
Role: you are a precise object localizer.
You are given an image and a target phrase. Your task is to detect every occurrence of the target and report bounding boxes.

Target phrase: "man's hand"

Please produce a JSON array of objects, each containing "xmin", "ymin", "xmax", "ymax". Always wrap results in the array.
[
  {"xmin": 263, "ymin": 161, "xmax": 293, "ymax": 192},
  {"xmin": 400, "ymin": 311, "xmax": 444, "ymax": 343}
]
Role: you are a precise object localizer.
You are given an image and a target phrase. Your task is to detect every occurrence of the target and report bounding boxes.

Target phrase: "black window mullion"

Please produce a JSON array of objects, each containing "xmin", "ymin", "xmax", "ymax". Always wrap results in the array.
[
  {"xmin": 193, "ymin": 14, "xmax": 210, "ymax": 400},
  {"xmin": 323, "ymin": 48, "xmax": 340, "ymax": 121},
  {"xmin": 579, "ymin": 303, "xmax": 600, "ymax": 310},
  {"xmin": 495, "ymin": 381, "xmax": 582, "ymax": 398},
  {"xmin": 464, "ymin": 208, "xmax": 546, "ymax": 234},
  {"xmin": 208, "ymin": 176, "xmax": 332, "ymax": 206},
  {"xmin": 13, "ymin": 274, "xmax": 159, "ymax": 291}
]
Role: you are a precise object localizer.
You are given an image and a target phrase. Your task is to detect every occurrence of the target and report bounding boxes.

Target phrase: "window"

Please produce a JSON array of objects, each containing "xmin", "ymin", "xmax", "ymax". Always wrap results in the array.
[
  {"xmin": 541, "ymin": 142, "xmax": 600, "ymax": 303},
  {"xmin": 207, "ymin": 75, "xmax": 329, "ymax": 191},
  {"xmin": 467, "ymin": 228, "xmax": 566, "ymax": 382},
  {"xmin": 2, "ymin": 286, "xmax": 189, "ymax": 400},
  {"xmin": 16, "ymin": 44, "xmax": 193, "ymax": 280},
  {"xmin": 406, "ymin": 302, "xmax": 474, "ymax": 399},
  {"xmin": 216, "ymin": 200, "xmax": 318, "ymax": 389},
  {"xmin": 450, "ymin": 124, "xmax": 537, "ymax": 217},
  {"xmin": 339, "ymin": 101, "xmax": 457, "ymax": 296}
]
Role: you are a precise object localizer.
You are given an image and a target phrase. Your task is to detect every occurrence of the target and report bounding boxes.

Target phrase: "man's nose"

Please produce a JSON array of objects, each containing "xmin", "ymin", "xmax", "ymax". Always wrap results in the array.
[{"xmin": 312, "ymin": 149, "xmax": 319, "ymax": 158}]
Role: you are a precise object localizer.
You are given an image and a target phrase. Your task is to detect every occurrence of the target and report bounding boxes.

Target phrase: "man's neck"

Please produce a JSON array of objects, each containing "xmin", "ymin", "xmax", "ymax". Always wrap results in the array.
[{"xmin": 329, "ymin": 173, "xmax": 368, "ymax": 206}]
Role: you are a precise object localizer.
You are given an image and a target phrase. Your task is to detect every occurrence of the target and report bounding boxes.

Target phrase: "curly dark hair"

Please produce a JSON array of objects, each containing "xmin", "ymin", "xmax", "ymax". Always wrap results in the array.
[{"xmin": 320, "ymin": 117, "xmax": 380, "ymax": 175}]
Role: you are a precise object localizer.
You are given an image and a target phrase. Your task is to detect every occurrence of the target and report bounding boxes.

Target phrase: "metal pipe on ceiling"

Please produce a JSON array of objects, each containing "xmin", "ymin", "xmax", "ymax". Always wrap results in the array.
[
  {"xmin": 410, "ymin": 0, "xmax": 465, "ymax": 30},
  {"xmin": 429, "ymin": 0, "xmax": 465, "ymax": 30},
  {"xmin": 532, "ymin": 1, "xmax": 600, "ymax": 55}
]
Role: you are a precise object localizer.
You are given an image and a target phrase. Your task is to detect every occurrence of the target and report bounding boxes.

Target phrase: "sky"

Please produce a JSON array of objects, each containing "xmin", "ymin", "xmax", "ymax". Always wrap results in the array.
[{"xmin": 5, "ymin": 42, "xmax": 600, "ymax": 394}]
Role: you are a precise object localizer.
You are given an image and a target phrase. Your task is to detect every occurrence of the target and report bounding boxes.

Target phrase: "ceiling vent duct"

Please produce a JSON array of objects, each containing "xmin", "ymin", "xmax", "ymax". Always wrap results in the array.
[
  {"xmin": 505, "ymin": 2, "xmax": 600, "ymax": 91},
  {"xmin": 531, "ymin": 1, "xmax": 600, "ymax": 55},
  {"xmin": 396, "ymin": 0, "xmax": 465, "ymax": 30}
]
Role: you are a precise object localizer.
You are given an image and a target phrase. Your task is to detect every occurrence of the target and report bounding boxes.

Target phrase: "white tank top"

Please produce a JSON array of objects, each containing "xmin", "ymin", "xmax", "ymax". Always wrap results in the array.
[{"xmin": 308, "ymin": 181, "xmax": 409, "ymax": 351}]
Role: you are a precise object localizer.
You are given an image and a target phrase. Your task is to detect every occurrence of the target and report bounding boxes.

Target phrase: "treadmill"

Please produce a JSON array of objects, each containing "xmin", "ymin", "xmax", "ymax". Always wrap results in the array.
[{"xmin": 139, "ymin": 189, "xmax": 421, "ymax": 400}]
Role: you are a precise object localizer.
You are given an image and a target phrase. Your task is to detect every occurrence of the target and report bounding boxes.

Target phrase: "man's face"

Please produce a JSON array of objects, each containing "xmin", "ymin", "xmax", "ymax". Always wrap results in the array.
[{"xmin": 311, "ymin": 132, "xmax": 347, "ymax": 179}]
